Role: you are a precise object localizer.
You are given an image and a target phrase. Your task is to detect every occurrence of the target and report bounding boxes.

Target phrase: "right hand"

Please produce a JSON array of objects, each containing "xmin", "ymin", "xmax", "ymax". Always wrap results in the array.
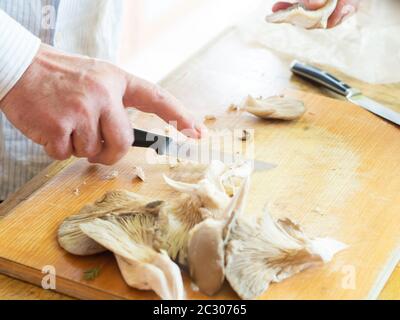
[
  {"xmin": 0, "ymin": 44, "xmax": 205, "ymax": 165},
  {"xmin": 272, "ymin": 0, "xmax": 360, "ymax": 28}
]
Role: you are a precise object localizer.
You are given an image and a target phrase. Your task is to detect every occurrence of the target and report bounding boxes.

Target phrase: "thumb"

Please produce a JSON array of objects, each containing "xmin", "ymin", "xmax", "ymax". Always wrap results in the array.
[
  {"xmin": 272, "ymin": 1, "xmax": 328, "ymax": 13},
  {"xmin": 122, "ymin": 73, "xmax": 207, "ymax": 139},
  {"xmin": 300, "ymin": 0, "xmax": 328, "ymax": 10}
]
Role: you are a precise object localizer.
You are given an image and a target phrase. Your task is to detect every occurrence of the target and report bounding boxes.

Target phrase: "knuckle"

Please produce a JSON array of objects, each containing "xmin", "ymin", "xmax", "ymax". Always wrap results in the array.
[
  {"xmin": 84, "ymin": 144, "xmax": 101, "ymax": 158},
  {"xmin": 51, "ymin": 122, "xmax": 68, "ymax": 138},
  {"xmin": 70, "ymin": 96, "xmax": 91, "ymax": 117},
  {"xmin": 83, "ymin": 74, "xmax": 115, "ymax": 107},
  {"xmin": 102, "ymin": 158, "xmax": 119, "ymax": 166},
  {"xmin": 46, "ymin": 143, "xmax": 70, "ymax": 160},
  {"xmin": 151, "ymin": 86, "xmax": 166, "ymax": 103},
  {"xmin": 116, "ymin": 130, "xmax": 133, "ymax": 151}
]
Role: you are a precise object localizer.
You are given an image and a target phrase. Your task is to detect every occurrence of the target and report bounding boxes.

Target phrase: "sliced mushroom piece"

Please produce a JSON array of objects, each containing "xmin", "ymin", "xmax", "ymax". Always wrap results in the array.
[
  {"xmin": 243, "ymin": 95, "xmax": 306, "ymax": 121},
  {"xmin": 187, "ymin": 178, "xmax": 250, "ymax": 296},
  {"xmin": 225, "ymin": 208, "xmax": 347, "ymax": 300},
  {"xmin": 133, "ymin": 166, "xmax": 146, "ymax": 182},
  {"xmin": 58, "ymin": 190, "xmax": 162, "ymax": 256},
  {"xmin": 266, "ymin": 0, "xmax": 338, "ymax": 29},
  {"xmin": 187, "ymin": 219, "xmax": 225, "ymax": 296},
  {"xmin": 80, "ymin": 214, "xmax": 185, "ymax": 300}
]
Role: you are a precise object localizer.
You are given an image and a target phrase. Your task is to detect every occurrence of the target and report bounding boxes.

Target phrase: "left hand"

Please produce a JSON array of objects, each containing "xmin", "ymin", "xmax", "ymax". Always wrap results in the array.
[{"xmin": 272, "ymin": 0, "xmax": 360, "ymax": 28}]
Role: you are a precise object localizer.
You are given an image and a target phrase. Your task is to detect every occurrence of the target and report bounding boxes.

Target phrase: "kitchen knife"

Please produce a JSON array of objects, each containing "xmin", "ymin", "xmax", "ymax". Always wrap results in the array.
[
  {"xmin": 132, "ymin": 128, "xmax": 276, "ymax": 172},
  {"xmin": 291, "ymin": 61, "xmax": 400, "ymax": 126}
]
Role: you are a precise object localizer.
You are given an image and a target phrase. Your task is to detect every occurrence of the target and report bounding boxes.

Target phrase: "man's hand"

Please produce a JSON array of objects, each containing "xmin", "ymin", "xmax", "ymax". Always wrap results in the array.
[
  {"xmin": 0, "ymin": 44, "xmax": 205, "ymax": 165},
  {"xmin": 272, "ymin": 0, "xmax": 360, "ymax": 28}
]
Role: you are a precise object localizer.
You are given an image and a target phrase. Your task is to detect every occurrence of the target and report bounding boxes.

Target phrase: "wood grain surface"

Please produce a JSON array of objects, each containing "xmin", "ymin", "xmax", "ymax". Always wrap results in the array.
[{"xmin": 0, "ymin": 28, "xmax": 399, "ymax": 300}]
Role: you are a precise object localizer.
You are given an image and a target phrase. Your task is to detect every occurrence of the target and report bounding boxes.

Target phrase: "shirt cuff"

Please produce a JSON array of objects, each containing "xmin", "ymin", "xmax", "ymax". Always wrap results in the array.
[{"xmin": 0, "ymin": 9, "xmax": 41, "ymax": 101}]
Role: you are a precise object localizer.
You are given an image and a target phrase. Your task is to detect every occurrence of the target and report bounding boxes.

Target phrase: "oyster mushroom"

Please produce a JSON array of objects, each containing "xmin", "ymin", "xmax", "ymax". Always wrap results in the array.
[
  {"xmin": 164, "ymin": 160, "xmax": 253, "ymax": 220},
  {"xmin": 58, "ymin": 160, "xmax": 253, "ymax": 299},
  {"xmin": 225, "ymin": 207, "xmax": 347, "ymax": 300},
  {"xmin": 242, "ymin": 95, "xmax": 306, "ymax": 121},
  {"xmin": 58, "ymin": 190, "xmax": 162, "ymax": 256},
  {"xmin": 156, "ymin": 160, "xmax": 253, "ymax": 267},
  {"xmin": 80, "ymin": 214, "xmax": 184, "ymax": 300},
  {"xmin": 187, "ymin": 177, "xmax": 250, "ymax": 296},
  {"xmin": 58, "ymin": 158, "xmax": 348, "ymax": 301},
  {"xmin": 266, "ymin": 0, "xmax": 338, "ymax": 29}
]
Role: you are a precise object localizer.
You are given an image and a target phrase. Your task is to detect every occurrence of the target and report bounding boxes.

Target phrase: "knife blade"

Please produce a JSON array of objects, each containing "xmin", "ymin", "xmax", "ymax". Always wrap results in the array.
[
  {"xmin": 291, "ymin": 60, "xmax": 400, "ymax": 126},
  {"xmin": 132, "ymin": 128, "xmax": 276, "ymax": 172}
]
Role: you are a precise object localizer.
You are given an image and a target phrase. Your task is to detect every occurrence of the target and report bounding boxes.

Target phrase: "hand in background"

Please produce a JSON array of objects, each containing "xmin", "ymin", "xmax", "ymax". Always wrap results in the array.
[
  {"xmin": 272, "ymin": 0, "xmax": 360, "ymax": 28},
  {"xmin": 0, "ymin": 44, "xmax": 205, "ymax": 165}
]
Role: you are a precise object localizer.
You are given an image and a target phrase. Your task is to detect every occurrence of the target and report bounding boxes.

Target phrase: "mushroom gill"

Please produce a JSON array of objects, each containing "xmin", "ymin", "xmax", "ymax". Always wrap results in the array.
[
  {"xmin": 58, "ymin": 190, "xmax": 161, "ymax": 256},
  {"xmin": 58, "ymin": 159, "xmax": 347, "ymax": 301},
  {"xmin": 58, "ymin": 160, "xmax": 252, "ymax": 299},
  {"xmin": 80, "ymin": 213, "xmax": 184, "ymax": 300},
  {"xmin": 225, "ymin": 207, "xmax": 347, "ymax": 300},
  {"xmin": 155, "ymin": 160, "xmax": 253, "ymax": 267}
]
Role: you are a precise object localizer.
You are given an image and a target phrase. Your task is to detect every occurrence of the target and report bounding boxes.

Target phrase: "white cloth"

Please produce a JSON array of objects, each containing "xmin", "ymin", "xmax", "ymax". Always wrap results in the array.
[{"xmin": 0, "ymin": 0, "xmax": 123, "ymax": 200}]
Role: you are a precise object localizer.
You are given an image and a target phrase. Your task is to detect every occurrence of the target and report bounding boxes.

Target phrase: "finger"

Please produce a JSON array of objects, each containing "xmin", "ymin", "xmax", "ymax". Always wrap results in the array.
[
  {"xmin": 327, "ymin": 0, "xmax": 358, "ymax": 28},
  {"xmin": 44, "ymin": 133, "xmax": 73, "ymax": 161},
  {"xmin": 300, "ymin": 0, "xmax": 328, "ymax": 10},
  {"xmin": 122, "ymin": 74, "xmax": 206, "ymax": 139},
  {"xmin": 71, "ymin": 121, "xmax": 103, "ymax": 159},
  {"xmin": 272, "ymin": 2, "xmax": 295, "ymax": 12},
  {"xmin": 88, "ymin": 105, "xmax": 133, "ymax": 165}
]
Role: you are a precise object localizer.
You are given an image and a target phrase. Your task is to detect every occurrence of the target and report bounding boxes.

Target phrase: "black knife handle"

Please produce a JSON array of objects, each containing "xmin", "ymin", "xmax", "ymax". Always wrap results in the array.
[
  {"xmin": 291, "ymin": 61, "xmax": 352, "ymax": 97},
  {"xmin": 132, "ymin": 128, "xmax": 172, "ymax": 155}
]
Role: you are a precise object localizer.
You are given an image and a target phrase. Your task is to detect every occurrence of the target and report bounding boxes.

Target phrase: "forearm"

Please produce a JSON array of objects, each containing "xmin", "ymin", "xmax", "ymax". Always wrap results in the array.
[{"xmin": 0, "ymin": 9, "xmax": 41, "ymax": 101}]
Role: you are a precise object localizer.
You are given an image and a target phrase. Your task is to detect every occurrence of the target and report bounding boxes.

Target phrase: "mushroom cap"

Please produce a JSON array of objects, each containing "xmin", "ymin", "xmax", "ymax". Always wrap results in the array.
[
  {"xmin": 243, "ymin": 95, "xmax": 306, "ymax": 121},
  {"xmin": 58, "ymin": 213, "xmax": 107, "ymax": 256},
  {"xmin": 187, "ymin": 219, "xmax": 225, "ymax": 296}
]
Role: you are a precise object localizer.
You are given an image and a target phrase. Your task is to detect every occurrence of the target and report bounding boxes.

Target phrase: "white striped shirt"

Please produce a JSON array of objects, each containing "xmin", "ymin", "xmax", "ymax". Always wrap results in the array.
[{"xmin": 0, "ymin": 0, "xmax": 123, "ymax": 200}]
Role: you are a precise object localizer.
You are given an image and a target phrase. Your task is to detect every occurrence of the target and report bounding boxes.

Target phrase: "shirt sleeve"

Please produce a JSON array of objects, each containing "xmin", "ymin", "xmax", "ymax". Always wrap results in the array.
[{"xmin": 0, "ymin": 9, "xmax": 41, "ymax": 101}]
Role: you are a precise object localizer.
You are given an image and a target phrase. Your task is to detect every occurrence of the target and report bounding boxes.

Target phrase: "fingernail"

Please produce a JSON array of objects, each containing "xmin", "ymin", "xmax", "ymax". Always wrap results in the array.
[{"xmin": 341, "ymin": 4, "xmax": 355, "ymax": 16}]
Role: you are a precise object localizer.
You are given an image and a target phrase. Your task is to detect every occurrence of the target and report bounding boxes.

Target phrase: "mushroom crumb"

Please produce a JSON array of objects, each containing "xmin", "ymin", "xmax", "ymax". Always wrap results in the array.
[
  {"xmin": 204, "ymin": 115, "xmax": 217, "ymax": 122},
  {"xmin": 227, "ymin": 104, "xmax": 239, "ymax": 112},
  {"xmin": 133, "ymin": 166, "xmax": 146, "ymax": 182},
  {"xmin": 104, "ymin": 170, "xmax": 119, "ymax": 181},
  {"xmin": 239, "ymin": 130, "xmax": 253, "ymax": 142},
  {"xmin": 165, "ymin": 125, "xmax": 173, "ymax": 135},
  {"xmin": 191, "ymin": 282, "xmax": 200, "ymax": 292}
]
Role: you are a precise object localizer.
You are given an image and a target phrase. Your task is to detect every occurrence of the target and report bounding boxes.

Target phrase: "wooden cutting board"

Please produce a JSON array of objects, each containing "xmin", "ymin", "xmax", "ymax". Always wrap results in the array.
[{"xmin": 0, "ymin": 89, "xmax": 399, "ymax": 300}]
